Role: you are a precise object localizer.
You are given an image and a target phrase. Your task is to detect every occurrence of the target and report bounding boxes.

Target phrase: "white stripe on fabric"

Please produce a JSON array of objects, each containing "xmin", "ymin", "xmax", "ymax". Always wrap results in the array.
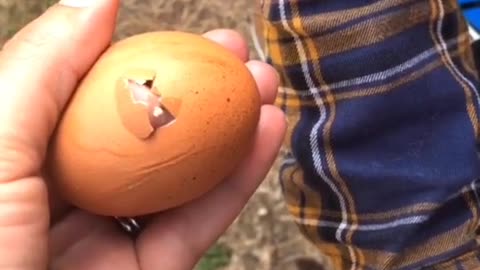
[
  {"xmin": 294, "ymin": 215, "xmax": 429, "ymax": 231},
  {"xmin": 277, "ymin": 1, "xmax": 357, "ymax": 268},
  {"xmin": 280, "ymin": 36, "xmax": 464, "ymax": 96},
  {"xmin": 471, "ymin": 180, "xmax": 480, "ymax": 210},
  {"xmin": 293, "ymin": 178, "xmax": 480, "ymax": 232},
  {"xmin": 435, "ymin": 0, "xmax": 480, "ymax": 109},
  {"xmin": 283, "ymin": 156, "xmax": 298, "ymax": 166},
  {"xmin": 468, "ymin": 25, "xmax": 480, "ymax": 42},
  {"xmin": 326, "ymin": 37, "xmax": 464, "ymax": 91}
]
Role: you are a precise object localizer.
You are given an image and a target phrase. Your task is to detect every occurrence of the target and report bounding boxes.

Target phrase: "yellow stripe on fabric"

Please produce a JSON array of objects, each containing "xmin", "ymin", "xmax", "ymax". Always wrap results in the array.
[
  {"xmin": 267, "ymin": 0, "xmax": 457, "ymax": 62},
  {"xmin": 284, "ymin": 0, "xmax": 333, "ymax": 258},
  {"xmin": 259, "ymin": 0, "xmax": 323, "ymax": 252},
  {"xmin": 288, "ymin": 0, "xmax": 364, "ymax": 266},
  {"xmin": 455, "ymin": 6, "xmax": 479, "ymax": 80},
  {"xmin": 265, "ymin": 0, "xmax": 417, "ymax": 41},
  {"xmin": 300, "ymin": 0, "xmax": 417, "ymax": 35},
  {"xmin": 427, "ymin": 245, "xmax": 480, "ymax": 269},
  {"xmin": 298, "ymin": 221, "xmax": 476, "ymax": 269},
  {"xmin": 316, "ymin": 1, "xmax": 452, "ymax": 57},
  {"xmin": 288, "ymin": 202, "xmax": 439, "ymax": 222},
  {"xmin": 428, "ymin": 0, "xmax": 479, "ymax": 140},
  {"xmin": 289, "ymin": 0, "xmax": 360, "ymax": 226},
  {"xmin": 337, "ymin": 57, "xmax": 445, "ymax": 100},
  {"xmin": 386, "ymin": 220, "xmax": 474, "ymax": 268},
  {"xmin": 316, "ymin": 243, "xmax": 355, "ymax": 270},
  {"xmin": 277, "ymin": 50, "xmax": 465, "ymax": 108},
  {"xmin": 262, "ymin": 19, "xmax": 301, "ymax": 113},
  {"xmin": 462, "ymin": 190, "xmax": 479, "ymax": 235}
]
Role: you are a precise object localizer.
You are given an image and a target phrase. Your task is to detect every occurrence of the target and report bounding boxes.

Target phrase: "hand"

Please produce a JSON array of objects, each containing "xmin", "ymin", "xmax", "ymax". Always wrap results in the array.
[{"xmin": 0, "ymin": 1, "xmax": 286, "ymax": 270}]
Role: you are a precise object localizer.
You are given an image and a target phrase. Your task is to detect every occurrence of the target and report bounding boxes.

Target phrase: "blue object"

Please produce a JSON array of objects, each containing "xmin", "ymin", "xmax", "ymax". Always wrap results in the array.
[{"xmin": 459, "ymin": 0, "xmax": 480, "ymax": 31}]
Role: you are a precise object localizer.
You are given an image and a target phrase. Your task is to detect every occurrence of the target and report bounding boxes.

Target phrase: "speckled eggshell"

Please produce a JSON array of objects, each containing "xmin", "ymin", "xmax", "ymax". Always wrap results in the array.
[{"xmin": 48, "ymin": 31, "xmax": 261, "ymax": 217}]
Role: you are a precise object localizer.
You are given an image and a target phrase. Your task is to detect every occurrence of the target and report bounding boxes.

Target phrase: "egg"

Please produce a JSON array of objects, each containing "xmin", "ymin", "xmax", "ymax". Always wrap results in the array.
[{"xmin": 47, "ymin": 31, "xmax": 261, "ymax": 217}]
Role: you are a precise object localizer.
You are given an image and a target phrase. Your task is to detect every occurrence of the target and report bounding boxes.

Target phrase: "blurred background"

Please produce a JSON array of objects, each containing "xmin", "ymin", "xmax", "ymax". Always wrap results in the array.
[{"xmin": 0, "ymin": 1, "xmax": 327, "ymax": 270}]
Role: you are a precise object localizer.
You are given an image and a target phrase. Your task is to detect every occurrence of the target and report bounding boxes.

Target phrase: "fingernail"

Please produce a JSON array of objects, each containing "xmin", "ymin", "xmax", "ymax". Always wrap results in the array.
[{"xmin": 59, "ymin": 0, "xmax": 96, "ymax": 8}]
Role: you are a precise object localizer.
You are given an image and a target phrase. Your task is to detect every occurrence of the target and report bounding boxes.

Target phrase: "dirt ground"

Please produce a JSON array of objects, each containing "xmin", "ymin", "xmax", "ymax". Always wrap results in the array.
[{"xmin": 0, "ymin": 1, "xmax": 329, "ymax": 269}]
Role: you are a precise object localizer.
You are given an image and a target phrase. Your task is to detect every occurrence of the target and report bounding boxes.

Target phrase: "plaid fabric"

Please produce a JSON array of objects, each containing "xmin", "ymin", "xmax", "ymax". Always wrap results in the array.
[{"xmin": 256, "ymin": 0, "xmax": 480, "ymax": 269}]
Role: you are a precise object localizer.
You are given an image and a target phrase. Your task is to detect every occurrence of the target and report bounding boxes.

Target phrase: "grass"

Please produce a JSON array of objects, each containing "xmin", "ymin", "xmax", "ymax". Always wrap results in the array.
[{"xmin": 195, "ymin": 243, "xmax": 233, "ymax": 270}]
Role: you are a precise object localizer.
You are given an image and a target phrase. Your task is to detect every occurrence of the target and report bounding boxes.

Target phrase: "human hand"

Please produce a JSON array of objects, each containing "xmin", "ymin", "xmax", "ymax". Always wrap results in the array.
[{"xmin": 0, "ymin": 1, "xmax": 286, "ymax": 269}]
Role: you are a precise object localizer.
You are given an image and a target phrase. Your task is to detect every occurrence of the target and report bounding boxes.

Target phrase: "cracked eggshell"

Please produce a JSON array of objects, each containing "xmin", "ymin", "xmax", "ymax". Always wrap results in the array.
[
  {"xmin": 48, "ymin": 31, "xmax": 261, "ymax": 217},
  {"xmin": 116, "ymin": 76, "xmax": 155, "ymax": 139}
]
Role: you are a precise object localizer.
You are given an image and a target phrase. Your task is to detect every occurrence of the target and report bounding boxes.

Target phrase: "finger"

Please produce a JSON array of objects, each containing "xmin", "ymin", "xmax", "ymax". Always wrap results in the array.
[
  {"xmin": 0, "ymin": 1, "xmax": 119, "ymax": 269},
  {"xmin": 201, "ymin": 30, "xmax": 278, "ymax": 105},
  {"xmin": 246, "ymin": 60, "xmax": 279, "ymax": 104},
  {"xmin": 0, "ymin": 0, "xmax": 119, "ymax": 179},
  {"xmin": 49, "ymin": 211, "xmax": 138, "ymax": 270},
  {"xmin": 203, "ymin": 28, "xmax": 249, "ymax": 62},
  {"xmin": 137, "ymin": 105, "xmax": 286, "ymax": 270}
]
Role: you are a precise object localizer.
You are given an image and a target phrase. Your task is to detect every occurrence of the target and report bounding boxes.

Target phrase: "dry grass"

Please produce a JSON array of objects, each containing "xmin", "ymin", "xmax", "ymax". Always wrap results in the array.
[{"xmin": 0, "ymin": 1, "xmax": 329, "ymax": 269}]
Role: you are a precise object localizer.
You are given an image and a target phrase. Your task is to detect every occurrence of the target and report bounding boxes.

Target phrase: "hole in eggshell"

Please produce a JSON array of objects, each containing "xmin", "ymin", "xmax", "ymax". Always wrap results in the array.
[
  {"xmin": 115, "ymin": 71, "xmax": 178, "ymax": 140},
  {"xmin": 126, "ymin": 79, "xmax": 176, "ymax": 130},
  {"xmin": 143, "ymin": 79, "xmax": 154, "ymax": 89}
]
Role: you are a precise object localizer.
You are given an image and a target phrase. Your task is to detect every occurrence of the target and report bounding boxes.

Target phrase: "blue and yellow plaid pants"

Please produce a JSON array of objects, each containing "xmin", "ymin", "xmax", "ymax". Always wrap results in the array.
[{"xmin": 257, "ymin": 0, "xmax": 480, "ymax": 269}]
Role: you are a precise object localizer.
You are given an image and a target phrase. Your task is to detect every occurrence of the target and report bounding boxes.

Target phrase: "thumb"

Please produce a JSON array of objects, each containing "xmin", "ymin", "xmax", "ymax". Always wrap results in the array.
[{"xmin": 0, "ymin": 1, "xmax": 119, "ymax": 269}]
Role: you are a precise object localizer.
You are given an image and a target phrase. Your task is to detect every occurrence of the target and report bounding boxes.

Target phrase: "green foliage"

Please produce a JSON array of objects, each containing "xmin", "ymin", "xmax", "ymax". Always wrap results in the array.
[
  {"xmin": 47, "ymin": 0, "xmax": 57, "ymax": 6},
  {"xmin": 195, "ymin": 243, "xmax": 233, "ymax": 270}
]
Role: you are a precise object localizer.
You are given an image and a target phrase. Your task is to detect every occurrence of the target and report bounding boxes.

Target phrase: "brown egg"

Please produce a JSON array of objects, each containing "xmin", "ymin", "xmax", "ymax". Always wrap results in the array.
[{"xmin": 47, "ymin": 31, "xmax": 261, "ymax": 217}]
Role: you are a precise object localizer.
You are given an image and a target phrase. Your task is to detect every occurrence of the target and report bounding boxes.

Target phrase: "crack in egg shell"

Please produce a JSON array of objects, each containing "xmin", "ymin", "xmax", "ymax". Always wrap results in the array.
[{"xmin": 116, "ymin": 69, "xmax": 178, "ymax": 139}]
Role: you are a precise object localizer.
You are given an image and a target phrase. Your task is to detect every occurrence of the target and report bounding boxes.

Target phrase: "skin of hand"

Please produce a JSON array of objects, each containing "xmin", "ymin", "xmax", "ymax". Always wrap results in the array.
[{"xmin": 0, "ymin": 1, "xmax": 286, "ymax": 269}]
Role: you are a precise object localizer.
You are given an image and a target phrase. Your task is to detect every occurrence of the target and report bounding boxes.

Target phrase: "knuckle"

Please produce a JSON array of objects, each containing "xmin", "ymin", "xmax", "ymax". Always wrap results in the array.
[
  {"xmin": 0, "ymin": 131, "xmax": 41, "ymax": 183},
  {"xmin": 10, "ymin": 30, "xmax": 59, "ymax": 60},
  {"xmin": 2, "ymin": 17, "xmax": 74, "ymax": 61}
]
